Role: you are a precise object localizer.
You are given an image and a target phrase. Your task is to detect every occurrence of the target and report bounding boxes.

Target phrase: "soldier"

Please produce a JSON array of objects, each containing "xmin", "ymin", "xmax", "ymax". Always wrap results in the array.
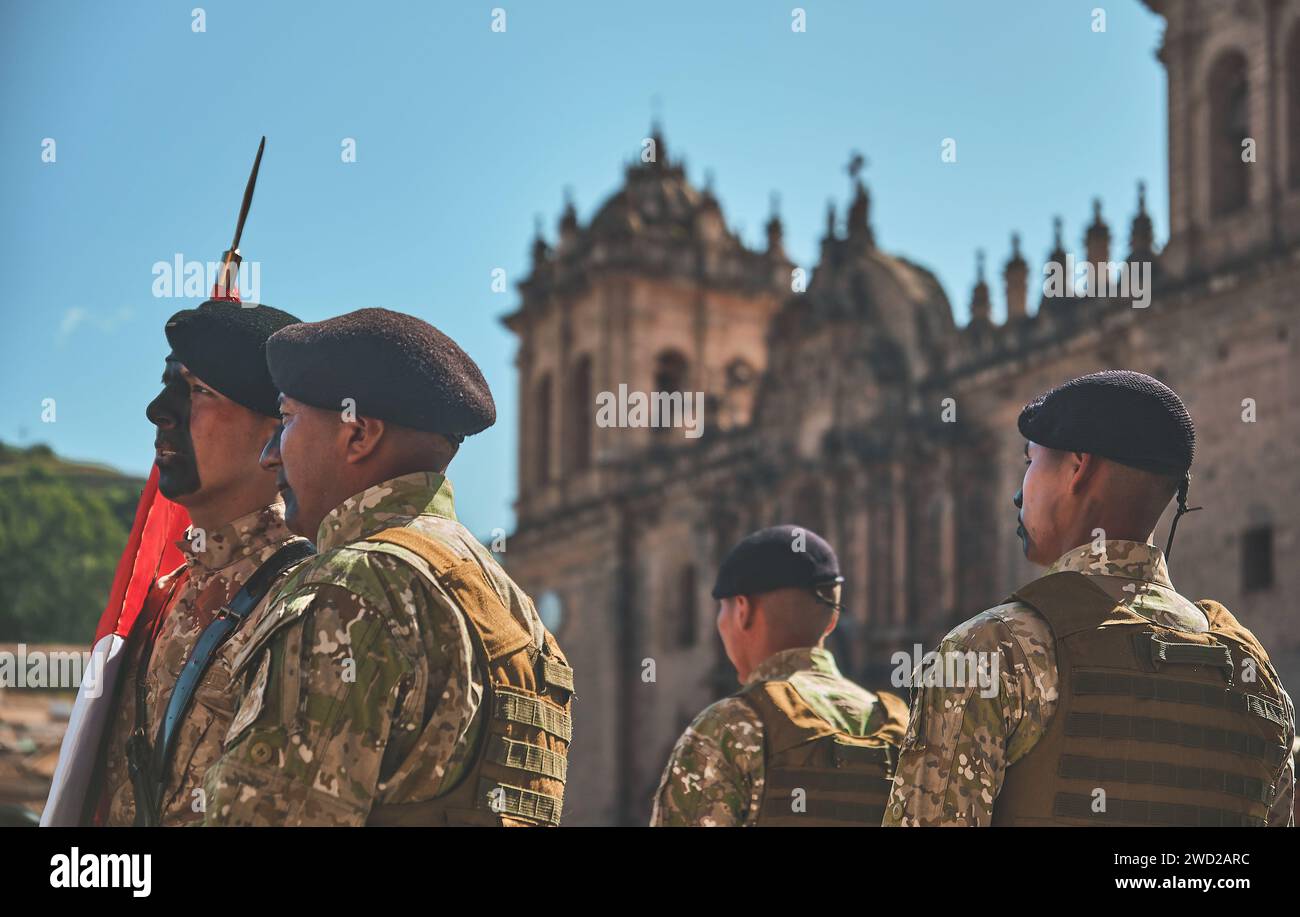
[
  {"xmin": 201, "ymin": 307, "xmax": 574, "ymax": 826},
  {"xmin": 884, "ymin": 370, "xmax": 1295, "ymax": 827},
  {"xmin": 651, "ymin": 525, "xmax": 908, "ymax": 827},
  {"xmin": 91, "ymin": 301, "xmax": 311, "ymax": 826},
  {"xmin": 39, "ymin": 138, "xmax": 315, "ymax": 828}
]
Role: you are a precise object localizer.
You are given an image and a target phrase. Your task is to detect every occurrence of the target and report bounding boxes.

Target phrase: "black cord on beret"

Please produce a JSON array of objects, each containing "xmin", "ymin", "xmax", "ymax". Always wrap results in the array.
[{"xmin": 1164, "ymin": 474, "xmax": 1202, "ymax": 561}]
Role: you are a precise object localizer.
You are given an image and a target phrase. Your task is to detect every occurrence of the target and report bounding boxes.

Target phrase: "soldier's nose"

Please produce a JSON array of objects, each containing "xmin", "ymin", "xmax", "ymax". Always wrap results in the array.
[
  {"xmin": 260, "ymin": 426, "xmax": 283, "ymax": 470},
  {"xmin": 146, "ymin": 392, "xmax": 175, "ymax": 429},
  {"xmin": 1013, "ymin": 489, "xmax": 1023, "ymax": 510}
]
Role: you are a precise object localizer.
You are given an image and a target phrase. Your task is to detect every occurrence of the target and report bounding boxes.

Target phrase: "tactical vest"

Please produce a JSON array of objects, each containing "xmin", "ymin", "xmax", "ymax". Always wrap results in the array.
[
  {"xmin": 992, "ymin": 571, "xmax": 1291, "ymax": 827},
  {"xmin": 739, "ymin": 678, "xmax": 908, "ymax": 827},
  {"xmin": 360, "ymin": 528, "xmax": 574, "ymax": 827}
]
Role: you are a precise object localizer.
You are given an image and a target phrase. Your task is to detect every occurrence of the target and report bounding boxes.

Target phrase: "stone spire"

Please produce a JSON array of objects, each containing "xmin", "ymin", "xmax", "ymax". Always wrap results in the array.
[
  {"xmin": 1085, "ymin": 198, "xmax": 1111, "ymax": 293},
  {"xmin": 558, "ymin": 187, "xmax": 579, "ymax": 251},
  {"xmin": 1128, "ymin": 180, "xmax": 1155, "ymax": 260},
  {"xmin": 1004, "ymin": 232, "xmax": 1028, "ymax": 321},
  {"xmin": 844, "ymin": 152, "xmax": 873, "ymax": 246},
  {"xmin": 531, "ymin": 214, "xmax": 550, "ymax": 265},
  {"xmin": 765, "ymin": 191, "xmax": 785, "ymax": 258},
  {"xmin": 702, "ymin": 168, "xmax": 717, "ymax": 204},
  {"xmin": 648, "ymin": 118, "xmax": 667, "ymax": 170},
  {"xmin": 818, "ymin": 199, "xmax": 837, "ymax": 268},
  {"xmin": 969, "ymin": 249, "xmax": 992, "ymax": 324},
  {"xmin": 1041, "ymin": 216, "xmax": 1068, "ymax": 309}
]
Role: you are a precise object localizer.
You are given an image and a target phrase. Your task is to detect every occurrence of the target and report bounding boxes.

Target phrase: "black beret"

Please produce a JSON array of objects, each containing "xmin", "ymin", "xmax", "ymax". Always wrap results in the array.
[
  {"xmin": 712, "ymin": 525, "xmax": 844, "ymax": 600},
  {"xmin": 1018, "ymin": 370, "xmax": 1195, "ymax": 475},
  {"xmin": 266, "ymin": 307, "xmax": 496, "ymax": 437},
  {"xmin": 164, "ymin": 300, "xmax": 301, "ymax": 417}
]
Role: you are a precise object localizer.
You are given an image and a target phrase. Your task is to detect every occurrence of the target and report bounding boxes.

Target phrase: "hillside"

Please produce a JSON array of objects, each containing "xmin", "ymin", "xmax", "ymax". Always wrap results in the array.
[{"xmin": 0, "ymin": 442, "xmax": 144, "ymax": 643}]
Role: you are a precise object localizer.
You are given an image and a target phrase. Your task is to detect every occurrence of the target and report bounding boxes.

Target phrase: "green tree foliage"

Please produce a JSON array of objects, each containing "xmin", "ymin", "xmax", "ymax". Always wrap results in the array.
[{"xmin": 0, "ymin": 442, "xmax": 142, "ymax": 643}]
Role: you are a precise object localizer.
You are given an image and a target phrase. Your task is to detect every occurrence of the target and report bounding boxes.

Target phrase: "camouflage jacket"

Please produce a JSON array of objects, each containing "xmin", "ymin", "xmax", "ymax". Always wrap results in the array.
[
  {"xmin": 201, "ymin": 471, "xmax": 541, "ymax": 826},
  {"xmin": 883, "ymin": 539, "xmax": 1296, "ymax": 827},
  {"xmin": 650, "ymin": 646, "xmax": 892, "ymax": 827},
  {"xmin": 99, "ymin": 501, "xmax": 304, "ymax": 826}
]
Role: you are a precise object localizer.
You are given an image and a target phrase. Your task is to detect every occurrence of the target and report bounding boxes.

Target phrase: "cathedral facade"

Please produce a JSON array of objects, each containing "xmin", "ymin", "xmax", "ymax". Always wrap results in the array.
[{"xmin": 502, "ymin": 0, "xmax": 1300, "ymax": 825}]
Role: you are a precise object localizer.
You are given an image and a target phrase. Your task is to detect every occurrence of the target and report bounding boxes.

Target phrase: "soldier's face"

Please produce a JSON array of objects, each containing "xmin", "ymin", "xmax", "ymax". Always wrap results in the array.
[
  {"xmin": 146, "ymin": 361, "xmax": 199, "ymax": 498},
  {"xmin": 268, "ymin": 395, "xmax": 345, "ymax": 538},
  {"xmin": 1017, "ymin": 441, "xmax": 1071, "ymax": 565},
  {"xmin": 147, "ymin": 361, "xmax": 274, "ymax": 508}
]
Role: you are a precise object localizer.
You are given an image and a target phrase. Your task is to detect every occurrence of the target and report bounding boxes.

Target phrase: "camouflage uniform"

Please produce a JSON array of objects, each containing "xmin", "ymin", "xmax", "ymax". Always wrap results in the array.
[
  {"xmin": 882, "ymin": 539, "xmax": 1296, "ymax": 826},
  {"xmin": 651, "ymin": 646, "xmax": 892, "ymax": 826},
  {"xmin": 202, "ymin": 470, "xmax": 546, "ymax": 826},
  {"xmin": 99, "ymin": 501, "xmax": 303, "ymax": 825}
]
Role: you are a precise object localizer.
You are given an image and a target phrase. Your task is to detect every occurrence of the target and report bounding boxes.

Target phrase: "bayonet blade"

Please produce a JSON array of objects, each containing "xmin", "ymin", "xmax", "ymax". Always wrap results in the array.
[{"xmin": 230, "ymin": 135, "xmax": 266, "ymax": 252}]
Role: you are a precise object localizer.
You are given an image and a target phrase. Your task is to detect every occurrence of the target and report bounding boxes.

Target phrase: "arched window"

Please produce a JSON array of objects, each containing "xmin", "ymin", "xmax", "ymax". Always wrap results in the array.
[
  {"xmin": 534, "ymin": 373, "xmax": 552, "ymax": 487},
  {"xmin": 1209, "ymin": 50, "xmax": 1250, "ymax": 216},
  {"xmin": 567, "ymin": 355, "xmax": 592, "ymax": 473},
  {"xmin": 652, "ymin": 349, "xmax": 690, "ymax": 436},
  {"xmin": 1288, "ymin": 25, "xmax": 1300, "ymax": 189},
  {"xmin": 721, "ymin": 357, "xmax": 758, "ymax": 428}
]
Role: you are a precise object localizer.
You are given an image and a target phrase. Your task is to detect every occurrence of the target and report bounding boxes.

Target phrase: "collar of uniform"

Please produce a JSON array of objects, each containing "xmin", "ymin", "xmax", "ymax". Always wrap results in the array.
[
  {"xmin": 176, "ymin": 500, "xmax": 293, "ymax": 572},
  {"xmin": 1046, "ymin": 539, "xmax": 1174, "ymax": 589},
  {"xmin": 315, "ymin": 470, "xmax": 456, "ymax": 551},
  {"xmin": 744, "ymin": 646, "xmax": 838, "ymax": 686}
]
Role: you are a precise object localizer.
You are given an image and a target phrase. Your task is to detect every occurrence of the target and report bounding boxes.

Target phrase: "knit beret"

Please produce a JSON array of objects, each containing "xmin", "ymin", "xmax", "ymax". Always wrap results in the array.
[
  {"xmin": 265, "ymin": 307, "xmax": 496, "ymax": 436},
  {"xmin": 1018, "ymin": 370, "xmax": 1195, "ymax": 475},
  {"xmin": 164, "ymin": 300, "xmax": 301, "ymax": 417},
  {"xmin": 712, "ymin": 525, "xmax": 844, "ymax": 600}
]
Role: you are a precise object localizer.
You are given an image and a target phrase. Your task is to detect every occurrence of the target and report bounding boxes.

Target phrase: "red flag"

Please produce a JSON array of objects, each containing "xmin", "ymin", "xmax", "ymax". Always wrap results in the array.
[
  {"xmin": 94, "ymin": 464, "xmax": 191, "ymax": 642},
  {"xmin": 42, "ymin": 465, "xmax": 191, "ymax": 825}
]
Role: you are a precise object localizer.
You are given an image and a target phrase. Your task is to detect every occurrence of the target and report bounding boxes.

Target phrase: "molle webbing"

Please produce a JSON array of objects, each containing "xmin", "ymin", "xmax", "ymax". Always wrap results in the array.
[
  {"xmin": 1064, "ymin": 712, "xmax": 1273, "ymax": 757},
  {"xmin": 1056, "ymin": 754, "xmax": 1272, "ymax": 803},
  {"xmin": 991, "ymin": 571, "xmax": 1289, "ymax": 827},
  {"xmin": 362, "ymin": 528, "xmax": 572, "ymax": 827},
  {"xmin": 486, "ymin": 734, "xmax": 568, "ymax": 781},
  {"xmin": 743, "ymin": 679, "xmax": 905, "ymax": 827},
  {"xmin": 1052, "ymin": 793, "xmax": 1266, "ymax": 827},
  {"xmin": 475, "ymin": 778, "xmax": 563, "ymax": 826},
  {"xmin": 496, "ymin": 690, "xmax": 572, "ymax": 742},
  {"xmin": 1147, "ymin": 636, "xmax": 1232, "ymax": 672},
  {"xmin": 1072, "ymin": 670, "xmax": 1287, "ymax": 725}
]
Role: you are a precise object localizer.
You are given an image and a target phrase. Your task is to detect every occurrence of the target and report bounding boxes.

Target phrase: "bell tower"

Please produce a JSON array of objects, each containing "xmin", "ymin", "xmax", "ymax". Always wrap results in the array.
[
  {"xmin": 1146, "ymin": 0, "xmax": 1300, "ymax": 279},
  {"xmin": 502, "ymin": 126, "xmax": 790, "ymax": 528}
]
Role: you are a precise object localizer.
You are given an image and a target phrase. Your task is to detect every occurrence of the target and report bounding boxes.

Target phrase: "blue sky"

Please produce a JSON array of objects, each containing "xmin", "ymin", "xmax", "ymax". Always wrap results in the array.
[{"xmin": 0, "ymin": 0, "xmax": 1166, "ymax": 538}]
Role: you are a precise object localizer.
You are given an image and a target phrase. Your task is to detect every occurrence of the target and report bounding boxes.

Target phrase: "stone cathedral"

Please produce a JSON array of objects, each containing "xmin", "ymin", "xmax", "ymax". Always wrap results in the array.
[{"xmin": 502, "ymin": 0, "xmax": 1300, "ymax": 825}]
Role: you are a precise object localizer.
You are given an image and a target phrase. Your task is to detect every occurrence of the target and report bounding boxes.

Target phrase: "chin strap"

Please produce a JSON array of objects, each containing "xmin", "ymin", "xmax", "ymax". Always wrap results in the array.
[
  {"xmin": 812, "ymin": 580, "xmax": 845, "ymax": 613},
  {"xmin": 1164, "ymin": 473, "xmax": 1202, "ymax": 561}
]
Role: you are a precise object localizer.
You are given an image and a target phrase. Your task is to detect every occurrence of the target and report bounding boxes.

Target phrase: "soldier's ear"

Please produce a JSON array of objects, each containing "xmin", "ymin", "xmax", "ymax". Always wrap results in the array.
[
  {"xmin": 736, "ymin": 594, "xmax": 757, "ymax": 630},
  {"xmin": 1068, "ymin": 451, "xmax": 1104, "ymax": 495},
  {"xmin": 343, "ymin": 414, "xmax": 386, "ymax": 464}
]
